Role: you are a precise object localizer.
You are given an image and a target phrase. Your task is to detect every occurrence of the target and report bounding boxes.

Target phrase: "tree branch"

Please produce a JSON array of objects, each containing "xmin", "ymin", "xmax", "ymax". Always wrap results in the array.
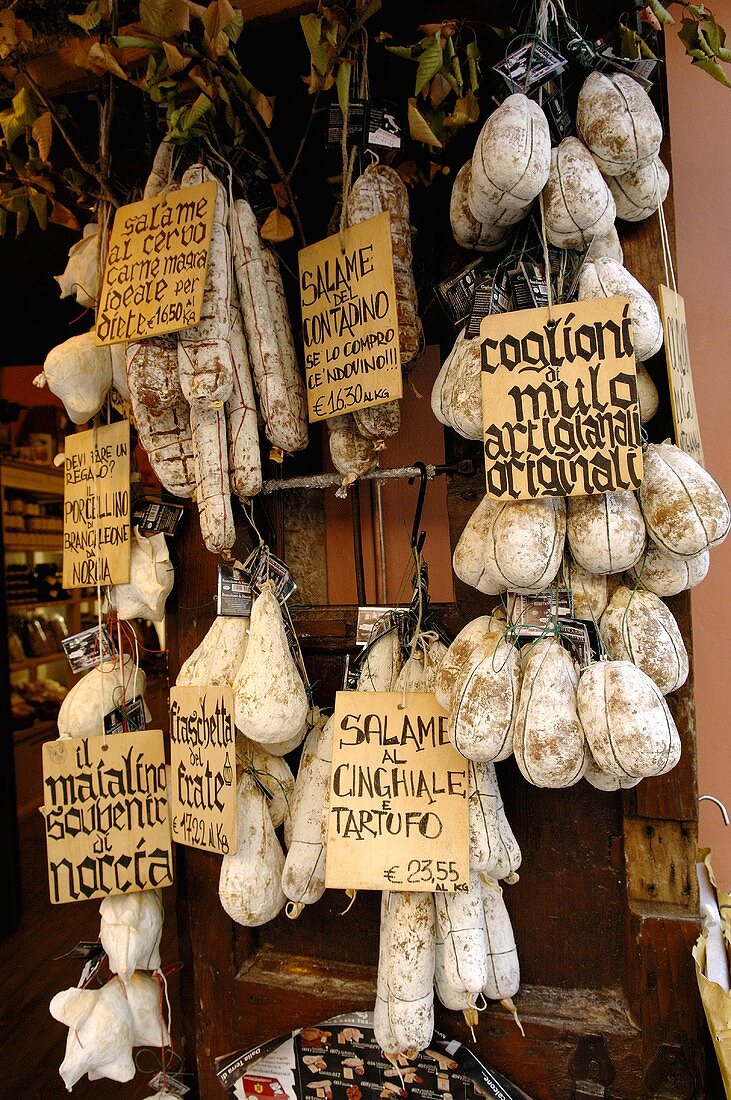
[{"xmin": 241, "ymin": 98, "xmax": 307, "ymax": 247}]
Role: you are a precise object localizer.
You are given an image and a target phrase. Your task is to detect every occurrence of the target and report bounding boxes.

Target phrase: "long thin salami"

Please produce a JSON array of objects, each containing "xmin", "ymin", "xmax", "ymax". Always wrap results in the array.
[
  {"xmin": 227, "ymin": 285, "xmax": 262, "ymax": 499},
  {"xmin": 189, "ymin": 403, "xmax": 235, "ymax": 554}
]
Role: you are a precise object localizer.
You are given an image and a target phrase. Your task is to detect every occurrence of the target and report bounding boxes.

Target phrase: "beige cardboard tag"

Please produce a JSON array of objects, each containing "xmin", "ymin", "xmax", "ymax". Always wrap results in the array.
[
  {"xmin": 62, "ymin": 419, "xmax": 131, "ymax": 588},
  {"xmin": 42, "ymin": 729, "xmax": 173, "ymax": 905},
  {"xmin": 658, "ymin": 284, "xmax": 704, "ymax": 465},
  {"xmin": 169, "ymin": 685, "xmax": 237, "ymax": 855},
  {"xmin": 299, "ymin": 211, "xmax": 402, "ymax": 422},
  {"xmin": 480, "ymin": 296, "xmax": 643, "ymax": 499},
  {"xmin": 325, "ymin": 691, "xmax": 469, "ymax": 893},
  {"xmin": 95, "ymin": 180, "xmax": 217, "ymax": 344}
]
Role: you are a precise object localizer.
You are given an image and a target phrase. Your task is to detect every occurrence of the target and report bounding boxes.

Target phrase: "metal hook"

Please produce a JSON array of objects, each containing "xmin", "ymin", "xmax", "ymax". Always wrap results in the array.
[
  {"xmin": 408, "ymin": 461, "xmax": 428, "ymax": 551},
  {"xmin": 700, "ymin": 795, "xmax": 730, "ymax": 827}
]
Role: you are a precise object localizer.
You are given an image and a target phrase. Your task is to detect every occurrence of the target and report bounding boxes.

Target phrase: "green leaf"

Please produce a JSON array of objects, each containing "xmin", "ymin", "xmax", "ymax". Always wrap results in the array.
[
  {"xmin": 12, "ymin": 87, "xmax": 36, "ymax": 127},
  {"xmin": 114, "ymin": 35, "xmax": 160, "ymax": 48},
  {"xmin": 300, "ymin": 13, "xmax": 329, "ymax": 75},
  {"xmin": 647, "ymin": 0, "xmax": 675, "ymax": 26},
  {"xmin": 185, "ymin": 93, "xmax": 213, "ymax": 130},
  {"xmin": 679, "ymin": 17, "xmax": 703, "ymax": 54},
  {"xmin": 688, "ymin": 5, "xmax": 708, "ymax": 18},
  {"xmin": 466, "ymin": 40, "xmax": 481, "ymax": 91},
  {"xmin": 407, "ymin": 97, "xmax": 442, "ymax": 147},
  {"xmin": 28, "ymin": 187, "xmax": 47, "ymax": 229},
  {"xmin": 415, "ymin": 32, "xmax": 443, "ymax": 95},
  {"xmin": 696, "ymin": 25, "xmax": 718, "ymax": 57},
  {"xmin": 691, "ymin": 54, "xmax": 731, "ymax": 85},
  {"xmin": 335, "ymin": 60, "xmax": 351, "ymax": 117},
  {"xmin": 0, "ymin": 107, "xmax": 25, "ymax": 147},
  {"xmin": 385, "ymin": 44, "xmax": 417, "ymax": 60},
  {"xmin": 226, "ymin": 9, "xmax": 243, "ymax": 44},
  {"xmin": 139, "ymin": 0, "xmax": 190, "ymax": 39}
]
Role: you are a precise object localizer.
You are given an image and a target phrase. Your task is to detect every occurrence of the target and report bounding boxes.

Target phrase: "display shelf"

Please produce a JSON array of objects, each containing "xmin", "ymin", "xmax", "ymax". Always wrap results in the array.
[
  {"xmin": 12, "ymin": 719, "xmax": 57, "ymax": 742},
  {"xmin": 9, "ymin": 651, "xmax": 66, "ymax": 671},
  {"xmin": 3, "ymin": 534, "xmax": 63, "ymax": 551},
  {"xmin": 6, "ymin": 598, "xmax": 74, "ymax": 611},
  {"xmin": 0, "ymin": 459, "xmax": 64, "ymax": 496}
]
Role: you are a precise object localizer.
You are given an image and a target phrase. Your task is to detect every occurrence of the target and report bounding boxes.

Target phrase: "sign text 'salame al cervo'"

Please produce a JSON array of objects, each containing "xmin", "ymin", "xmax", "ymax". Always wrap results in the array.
[
  {"xmin": 480, "ymin": 296, "xmax": 643, "ymax": 500},
  {"xmin": 95, "ymin": 181, "xmax": 217, "ymax": 345},
  {"xmin": 299, "ymin": 211, "xmax": 402, "ymax": 422}
]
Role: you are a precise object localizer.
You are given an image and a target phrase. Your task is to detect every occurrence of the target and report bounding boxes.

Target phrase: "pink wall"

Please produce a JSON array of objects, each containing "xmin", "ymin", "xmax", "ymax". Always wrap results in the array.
[{"xmin": 666, "ymin": 21, "xmax": 731, "ymax": 879}]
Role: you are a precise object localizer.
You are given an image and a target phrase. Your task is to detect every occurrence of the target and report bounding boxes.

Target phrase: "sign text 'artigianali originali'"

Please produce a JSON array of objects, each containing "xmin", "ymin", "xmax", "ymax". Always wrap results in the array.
[
  {"xmin": 325, "ymin": 691, "xmax": 469, "ymax": 893},
  {"xmin": 299, "ymin": 211, "xmax": 402, "ymax": 422},
  {"xmin": 96, "ymin": 181, "xmax": 217, "ymax": 344},
  {"xmin": 169, "ymin": 685, "xmax": 237, "ymax": 855},
  {"xmin": 42, "ymin": 729, "xmax": 173, "ymax": 905},
  {"xmin": 480, "ymin": 297, "xmax": 643, "ymax": 499},
  {"xmin": 63, "ymin": 419, "xmax": 131, "ymax": 588}
]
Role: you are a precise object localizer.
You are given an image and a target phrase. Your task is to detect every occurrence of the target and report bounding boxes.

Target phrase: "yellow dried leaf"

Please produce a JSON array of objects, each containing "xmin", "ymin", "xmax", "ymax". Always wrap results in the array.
[
  {"xmin": 407, "ymin": 97, "xmax": 442, "ymax": 148},
  {"xmin": 444, "ymin": 90, "xmax": 480, "ymax": 128},
  {"xmin": 429, "ymin": 72, "xmax": 452, "ymax": 108},
  {"xmin": 31, "ymin": 112, "xmax": 53, "ymax": 162},
  {"xmin": 254, "ymin": 92, "xmax": 274, "ymax": 128},
  {"xmin": 49, "ymin": 200, "xmax": 80, "ymax": 231},
  {"xmin": 260, "ymin": 208, "xmax": 294, "ymax": 242},
  {"xmin": 200, "ymin": 0, "xmax": 237, "ymax": 59},
  {"xmin": 140, "ymin": 0, "xmax": 190, "ymax": 38},
  {"xmin": 188, "ymin": 65, "xmax": 215, "ymax": 95},
  {"xmin": 87, "ymin": 42, "xmax": 128, "ymax": 80},
  {"xmin": 162, "ymin": 41, "xmax": 187, "ymax": 73},
  {"xmin": 0, "ymin": 10, "xmax": 32, "ymax": 62}
]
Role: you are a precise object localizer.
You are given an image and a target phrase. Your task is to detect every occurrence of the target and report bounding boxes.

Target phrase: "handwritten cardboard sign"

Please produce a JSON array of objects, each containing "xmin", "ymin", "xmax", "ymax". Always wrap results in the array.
[
  {"xmin": 96, "ymin": 181, "xmax": 217, "ymax": 345},
  {"xmin": 325, "ymin": 691, "xmax": 469, "ymax": 892},
  {"xmin": 63, "ymin": 420, "xmax": 131, "ymax": 588},
  {"xmin": 480, "ymin": 297, "xmax": 643, "ymax": 499},
  {"xmin": 299, "ymin": 211, "xmax": 402, "ymax": 422},
  {"xmin": 659, "ymin": 285, "xmax": 704, "ymax": 465},
  {"xmin": 42, "ymin": 729, "xmax": 173, "ymax": 905},
  {"xmin": 169, "ymin": 685, "xmax": 237, "ymax": 855}
]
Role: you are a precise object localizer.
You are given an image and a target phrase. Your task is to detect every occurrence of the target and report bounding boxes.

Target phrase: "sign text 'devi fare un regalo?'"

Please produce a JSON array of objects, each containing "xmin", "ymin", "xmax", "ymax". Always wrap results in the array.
[
  {"xmin": 63, "ymin": 419, "xmax": 131, "ymax": 588},
  {"xmin": 95, "ymin": 181, "xmax": 217, "ymax": 345},
  {"xmin": 42, "ymin": 729, "xmax": 173, "ymax": 905},
  {"xmin": 169, "ymin": 685, "xmax": 237, "ymax": 855},
  {"xmin": 480, "ymin": 296, "xmax": 643, "ymax": 500},
  {"xmin": 658, "ymin": 285, "xmax": 704, "ymax": 465},
  {"xmin": 299, "ymin": 211, "xmax": 402, "ymax": 422},
  {"xmin": 325, "ymin": 691, "xmax": 469, "ymax": 893}
]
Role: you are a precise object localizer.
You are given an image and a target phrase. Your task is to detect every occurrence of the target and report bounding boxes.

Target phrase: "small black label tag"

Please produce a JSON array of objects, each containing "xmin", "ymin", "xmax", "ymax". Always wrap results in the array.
[
  {"xmin": 465, "ymin": 271, "xmax": 511, "ymax": 339},
  {"xmin": 62, "ymin": 625, "xmax": 116, "ymax": 673},
  {"xmin": 509, "ymin": 261, "xmax": 549, "ymax": 312},
  {"xmin": 104, "ymin": 695, "xmax": 146, "ymax": 735},
  {"xmin": 493, "ymin": 39, "xmax": 568, "ymax": 95},
  {"xmin": 133, "ymin": 500, "xmax": 184, "ymax": 536},
  {"xmin": 328, "ymin": 99, "xmax": 402, "ymax": 149},
  {"xmin": 55, "ymin": 941, "xmax": 105, "ymax": 961},
  {"xmin": 251, "ymin": 552, "xmax": 297, "ymax": 604},
  {"xmin": 148, "ymin": 1071, "xmax": 190, "ymax": 1096},
  {"xmin": 328, "ymin": 99, "xmax": 369, "ymax": 145},
  {"xmin": 435, "ymin": 257, "xmax": 490, "ymax": 326},
  {"xmin": 365, "ymin": 101, "xmax": 402, "ymax": 149},
  {"xmin": 217, "ymin": 565, "xmax": 254, "ymax": 618},
  {"xmin": 508, "ymin": 588, "xmax": 574, "ymax": 631}
]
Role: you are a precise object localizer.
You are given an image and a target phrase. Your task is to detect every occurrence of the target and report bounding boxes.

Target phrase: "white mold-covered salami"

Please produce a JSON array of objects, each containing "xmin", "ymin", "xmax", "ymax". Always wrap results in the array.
[
  {"xmin": 125, "ymin": 335, "xmax": 196, "ymax": 498},
  {"xmin": 353, "ymin": 401, "xmax": 401, "ymax": 447},
  {"xmin": 435, "ymin": 616, "xmax": 504, "ymax": 710},
  {"xmin": 380, "ymin": 890, "xmax": 436, "ymax": 1052},
  {"xmin": 469, "ymin": 762, "xmax": 522, "ymax": 881},
  {"xmin": 490, "ymin": 498, "xmax": 566, "ymax": 594},
  {"xmin": 239, "ymin": 737, "xmax": 295, "ymax": 833},
  {"xmin": 469, "ymin": 94, "xmax": 550, "ymax": 216},
  {"xmin": 231, "ymin": 199, "xmax": 308, "ymax": 455},
  {"xmin": 120, "ymin": 971, "xmax": 170, "ymax": 1048},
  {"xmin": 628, "ymin": 542, "xmax": 710, "ymax": 597},
  {"xmin": 58, "ymin": 656, "xmax": 147, "ymax": 740},
  {"xmin": 394, "ymin": 638, "xmax": 448, "ymax": 693},
  {"xmin": 233, "ymin": 583, "xmax": 308, "ymax": 744},
  {"xmin": 190, "ymin": 402, "xmax": 235, "ymax": 554},
  {"xmin": 99, "ymin": 890, "xmax": 163, "ymax": 978},
  {"xmin": 106, "ymin": 529, "xmax": 174, "ymax": 622},
  {"xmin": 639, "ymin": 442, "xmax": 731, "ymax": 558},
  {"xmin": 374, "ymin": 894, "xmax": 401, "ymax": 1056},
  {"xmin": 586, "ymin": 225, "xmax": 624, "ymax": 264},
  {"xmin": 36, "ymin": 330, "xmax": 112, "ymax": 424},
  {"xmin": 608, "ymin": 156, "xmax": 669, "ymax": 222},
  {"xmin": 450, "ymin": 162, "xmax": 512, "ymax": 251},
  {"xmin": 452, "ymin": 495, "xmax": 505, "ymax": 595},
  {"xmin": 514, "ymin": 639, "xmax": 587, "ymax": 788},
  {"xmin": 577, "ymin": 659, "xmax": 680, "ymax": 778},
  {"xmin": 431, "ymin": 330, "xmax": 483, "ymax": 441},
  {"xmin": 584, "ymin": 750, "xmax": 641, "ymax": 791},
  {"xmin": 219, "ymin": 773, "xmax": 287, "ymax": 925},
  {"xmin": 55, "ymin": 221, "xmax": 100, "ymax": 308},
  {"xmin": 577, "ymin": 71, "xmax": 662, "ymax": 176},
  {"xmin": 177, "ymin": 165, "xmax": 234, "ymax": 408},
  {"xmin": 599, "ymin": 585, "xmax": 688, "ymax": 695},
  {"xmin": 434, "ymin": 873, "xmax": 489, "ymax": 1014},
  {"xmin": 281, "ymin": 716, "xmax": 332, "ymax": 911},
  {"xmin": 567, "ymin": 561, "xmax": 608, "ymax": 622},
  {"xmin": 448, "ymin": 632, "xmax": 519, "ymax": 762},
  {"xmin": 358, "ymin": 629, "xmax": 403, "ymax": 692},
  {"xmin": 479, "ymin": 874, "xmax": 520, "ymax": 1001},
  {"xmin": 177, "ymin": 615, "xmax": 249, "ymax": 687},
  {"xmin": 327, "ymin": 414, "xmax": 379, "ymax": 487},
  {"xmin": 227, "ymin": 289, "xmax": 262, "ymax": 500},
  {"xmin": 260, "ymin": 243, "xmax": 309, "ymax": 452},
  {"xmin": 566, "ymin": 491, "xmax": 646, "ymax": 574},
  {"xmin": 143, "ymin": 137, "xmax": 175, "ymax": 199},
  {"xmin": 578, "ymin": 257, "xmax": 663, "ymax": 361},
  {"xmin": 637, "ymin": 362, "xmax": 659, "ymax": 424},
  {"xmin": 50, "ymin": 980, "xmax": 135, "ymax": 1089},
  {"xmin": 346, "ymin": 165, "xmax": 423, "ymax": 366},
  {"xmin": 543, "ymin": 137, "xmax": 616, "ymax": 249}
]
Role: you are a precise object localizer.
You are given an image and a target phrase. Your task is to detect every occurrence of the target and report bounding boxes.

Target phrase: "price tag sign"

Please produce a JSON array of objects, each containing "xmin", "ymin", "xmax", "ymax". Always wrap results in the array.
[
  {"xmin": 42, "ymin": 729, "xmax": 173, "ymax": 905},
  {"xmin": 96, "ymin": 181, "xmax": 217, "ymax": 345},
  {"xmin": 169, "ymin": 685, "xmax": 237, "ymax": 855},
  {"xmin": 325, "ymin": 691, "xmax": 469, "ymax": 893},
  {"xmin": 480, "ymin": 297, "xmax": 643, "ymax": 499},
  {"xmin": 62, "ymin": 420, "xmax": 131, "ymax": 588},
  {"xmin": 299, "ymin": 211, "xmax": 402, "ymax": 422},
  {"xmin": 658, "ymin": 285, "xmax": 704, "ymax": 465}
]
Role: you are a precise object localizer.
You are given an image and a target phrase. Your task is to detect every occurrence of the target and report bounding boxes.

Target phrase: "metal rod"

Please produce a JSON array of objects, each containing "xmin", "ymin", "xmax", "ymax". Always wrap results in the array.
[
  {"xmin": 350, "ymin": 482, "xmax": 367, "ymax": 605},
  {"xmin": 370, "ymin": 479, "xmax": 387, "ymax": 603},
  {"xmin": 260, "ymin": 463, "xmax": 440, "ymax": 494}
]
